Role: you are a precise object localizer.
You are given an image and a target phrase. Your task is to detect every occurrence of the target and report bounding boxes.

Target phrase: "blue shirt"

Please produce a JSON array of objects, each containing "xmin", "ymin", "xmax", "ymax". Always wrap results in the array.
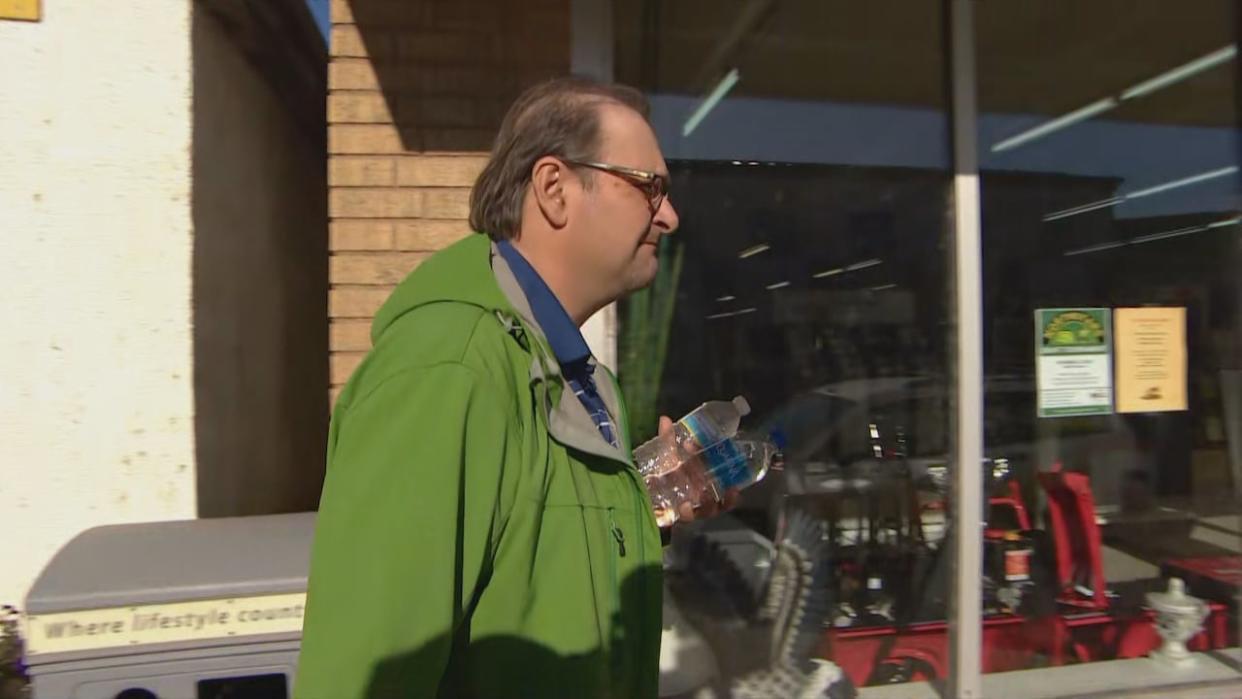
[{"xmin": 496, "ymin": 241, "xmax": 619, "ymax": 448}]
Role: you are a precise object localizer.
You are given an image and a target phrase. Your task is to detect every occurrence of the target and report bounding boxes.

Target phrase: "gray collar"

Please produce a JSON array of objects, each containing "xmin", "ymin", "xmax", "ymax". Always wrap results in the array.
[{"xmin": 490, "ymin": 243, "xmax": 631, "ymax": 466}]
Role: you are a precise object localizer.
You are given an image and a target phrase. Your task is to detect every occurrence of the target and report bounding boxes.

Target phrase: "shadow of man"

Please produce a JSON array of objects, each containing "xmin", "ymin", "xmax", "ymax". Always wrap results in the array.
[{"xmin": 361, "ymin": 562, "xmax": 662, "ymax": 699}]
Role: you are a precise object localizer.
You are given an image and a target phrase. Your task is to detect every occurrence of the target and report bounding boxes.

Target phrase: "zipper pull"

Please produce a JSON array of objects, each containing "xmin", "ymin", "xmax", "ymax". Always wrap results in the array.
[{"xmin": 608, "ymin": 509, "xmax": 626, "ymax": 557}]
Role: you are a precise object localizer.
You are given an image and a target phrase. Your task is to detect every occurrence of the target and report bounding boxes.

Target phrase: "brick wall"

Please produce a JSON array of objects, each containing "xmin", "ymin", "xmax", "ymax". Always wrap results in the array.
[{"xmin": 328, "ymin": 0, "xmax": 570, "ymax": 402}]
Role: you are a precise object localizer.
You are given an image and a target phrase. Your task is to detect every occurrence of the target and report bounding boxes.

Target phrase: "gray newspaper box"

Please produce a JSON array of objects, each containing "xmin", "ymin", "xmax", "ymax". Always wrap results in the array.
[{"xmin": 24, "ymin": 513, "xmax": 314, "ymax": 699}]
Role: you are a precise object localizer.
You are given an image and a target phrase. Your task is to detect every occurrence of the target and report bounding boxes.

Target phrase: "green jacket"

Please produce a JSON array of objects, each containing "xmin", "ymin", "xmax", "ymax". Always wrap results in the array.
[{"xmin": 295, "ymin": 234, "xmax": 664, "ymax": 699}]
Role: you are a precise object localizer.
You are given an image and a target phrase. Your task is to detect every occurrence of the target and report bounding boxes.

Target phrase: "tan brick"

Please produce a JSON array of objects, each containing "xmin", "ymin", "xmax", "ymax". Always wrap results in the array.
[
  {"xmin": 505, "ymin": 29, "xmax": 569, "ymax": 68},
  {"xmin": 329, "ymin": 384, "xmax": 344, "ymax": 409},
  {"xmin": 331, "ymin": 26, "xmax": 404, "ymax": 59},
  {"xmin": 400, "ymin": 96, "xmax": 479, "ymax": 127},
  {"xmin": 330, "ymin": 220, "xmax": 394, "ymax": 250},
  {"xmin": 331, "ymin": 351, "xmax": 367, "ymax": 384},
  {"xmin": 330, "ymin": 188, "xmax": 424, "ymax": 218},
  {"xmin": 394, "ymin": 219, "xmax": 473, "ymax": 251},
  {"xmin": 328, "ymin": 93, "xmax": 393, "ymax": 124},
  {"xmin": 398, "ymin": 32, "xmax": 487, "ymax": 63},
  {"xmin": 330, "ymin": 286, "xmax": 394, "ymax": 318},
  {"xmin": 476, "ymin": 98, "xmax": 512, "ymax": 126},
  {"xmin": 328, "ymin": 59, "xmax": 380, "ymax": 90},
  {"xmin": 420, "ymin": 129, "xmax": 495, "ymax": 152},
  {"xmin": 330, "ymin": 252, "xmax": 429, "ymax": 285},
  {"xmin": 396, "ymin": 155, "xmax": 486, "ymax": 187},
  {"xmin": 334, "ymin": 0, "xmax": 433, "ymax": 28},
  {"xmin": 331, "ymin": 319, "xmax": 374, "ymax": 352},
  {"xmin": 513, "ymin": 67, "xmax": 564, "ymax": 92},
  {"xmin": 331, "ymin": 26, "xmax": 368, "ymax": 57},
  {"xmin": 416, "ymin": 66, "xmax": 509, "ymax": 95},
  {"xmin": 422, "ymin": 188, "xmax": 472, "ymax": 219},
  {"xmin": 329, "ymin": 124, "xmax": 406, "ymax": 154},
  {"xmin": 329, "ymin": 157, "xmax": 397, "ymax": 186},
  {"xmin": 432, "ymin": 3, "xmax": 500, "ymax": 32},
  {"xmin": 329, "ymin": 0, "xmax": 353, "ymax": 24}
]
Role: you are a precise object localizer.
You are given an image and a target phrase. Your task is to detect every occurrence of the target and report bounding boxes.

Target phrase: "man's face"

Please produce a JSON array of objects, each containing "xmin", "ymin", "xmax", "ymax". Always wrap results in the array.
[{"xmin": 568, "ymin": 103, "xmax": 679, "ymax": 298}]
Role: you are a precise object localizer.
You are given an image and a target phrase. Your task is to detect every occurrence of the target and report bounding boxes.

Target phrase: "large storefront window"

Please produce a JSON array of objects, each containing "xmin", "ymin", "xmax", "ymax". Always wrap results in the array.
[
  {"xmin": 974, "ymin": 0, "xmax": 1242, "ymax": 679},
  {"xmin": 602, "ymin": 0, "xmax": 1242, "ymax": 695},
  {"xmin": 612, "ymin": 0, "xmax": 960, "ymax": 691}
]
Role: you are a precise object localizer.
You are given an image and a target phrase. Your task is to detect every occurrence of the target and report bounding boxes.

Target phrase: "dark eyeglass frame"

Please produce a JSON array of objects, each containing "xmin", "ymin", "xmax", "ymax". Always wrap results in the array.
[{"xmin": 562, "ymin": 159, "xmax": 669, "ymax": 214}]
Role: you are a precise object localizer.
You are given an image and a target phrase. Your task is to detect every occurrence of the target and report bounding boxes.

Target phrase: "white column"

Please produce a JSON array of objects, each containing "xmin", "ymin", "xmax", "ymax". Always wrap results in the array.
[{"xmin": 0, "ymin": 1, "xmax": 198, "ymax": 607}]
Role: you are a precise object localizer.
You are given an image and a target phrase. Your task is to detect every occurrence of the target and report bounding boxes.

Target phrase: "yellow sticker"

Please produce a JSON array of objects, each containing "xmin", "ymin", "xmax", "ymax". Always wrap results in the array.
[
  {"xmin": 0, "ymin": 0, "xmax": 40, "ymax": 22},
  {"xmin": 23, "ymin": 592, "xmax": 306, "ymax": 655}
]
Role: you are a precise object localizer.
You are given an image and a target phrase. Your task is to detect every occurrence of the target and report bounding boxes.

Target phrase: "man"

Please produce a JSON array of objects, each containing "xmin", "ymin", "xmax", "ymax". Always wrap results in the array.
[{"xmin": 295, "ymin": 77, "xmax": 732, "ymax": 699}]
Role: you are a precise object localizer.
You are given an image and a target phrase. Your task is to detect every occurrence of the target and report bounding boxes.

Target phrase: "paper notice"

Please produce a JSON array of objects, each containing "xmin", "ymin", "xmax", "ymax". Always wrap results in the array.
[{"xmin": 1115, "ymin": 307, "xmax": 1187, "ymax": 413}]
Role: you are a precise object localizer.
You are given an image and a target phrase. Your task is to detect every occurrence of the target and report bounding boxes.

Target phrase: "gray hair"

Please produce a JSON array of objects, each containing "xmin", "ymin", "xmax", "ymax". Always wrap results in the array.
[{"xmin": 469, "ymin": 77, "xmax": 650, "ymax": 241}]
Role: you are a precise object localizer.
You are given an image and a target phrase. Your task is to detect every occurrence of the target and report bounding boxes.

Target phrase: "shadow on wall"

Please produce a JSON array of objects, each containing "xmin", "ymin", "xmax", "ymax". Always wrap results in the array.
[
  {"xmin": 343, "ymin": 0, "xmax": 570, "ymax": 152},
  {"xmin": 191, "ymin": 0, "xmax": 329, "ymax": 517}
]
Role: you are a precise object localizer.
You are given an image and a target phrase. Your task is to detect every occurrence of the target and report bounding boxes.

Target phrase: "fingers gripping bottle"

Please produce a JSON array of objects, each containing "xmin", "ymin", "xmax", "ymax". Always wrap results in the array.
[{"xmin": 632, "ymin": 396, "xmax": 784, "ymax": 526}]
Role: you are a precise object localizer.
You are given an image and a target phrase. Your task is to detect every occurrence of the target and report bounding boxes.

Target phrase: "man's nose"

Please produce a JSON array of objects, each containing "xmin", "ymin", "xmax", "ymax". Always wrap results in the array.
[{"xmin": 654, "ymin": 196, "xmax": 679, "ymax": 235}]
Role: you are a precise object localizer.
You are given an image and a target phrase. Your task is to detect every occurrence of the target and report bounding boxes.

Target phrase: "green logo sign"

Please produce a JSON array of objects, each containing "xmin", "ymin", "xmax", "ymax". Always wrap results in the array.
[
  {"xmin": 1039, "ymin": 309, "xmax": 1109, "ymax": 354},
  {"xmin": 1035, "ymin": 308, "xmax": 1114, "ymax": 418}
]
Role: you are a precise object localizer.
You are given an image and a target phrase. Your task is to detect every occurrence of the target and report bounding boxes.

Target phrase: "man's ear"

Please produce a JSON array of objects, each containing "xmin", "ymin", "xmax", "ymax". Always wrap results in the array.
[{"xmin": 531, "ymin": 156, "xmax": 570, "ymax": 229}]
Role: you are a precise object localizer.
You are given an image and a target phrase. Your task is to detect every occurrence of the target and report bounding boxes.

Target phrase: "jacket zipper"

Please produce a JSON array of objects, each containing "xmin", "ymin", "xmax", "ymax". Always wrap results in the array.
[
  {"xmin": 607, "ymin": 507, "xmax": 626, "ymax": 559},
  {"xmin": 601, "ymin": 367, "xmax": 657, "ymax": 680},
  {"xmin": 515, "ymin": 330, "xmax": 649, "ymax": 684},
  {"xmin": 607, "ymin": 507, "xmax": 625, "ymax": 614},
  {"xmin": 606, "ymin": 505, "xmax": 625, "ymax": 664}
]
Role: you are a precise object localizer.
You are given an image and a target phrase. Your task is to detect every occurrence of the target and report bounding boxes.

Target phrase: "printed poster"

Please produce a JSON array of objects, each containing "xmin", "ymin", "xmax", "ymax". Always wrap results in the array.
[
  {"xmin": 1035, "ymin": 308, "xmax": 1113, "ymax": 418},
  {"xmin": 1115, "ymin": 307, "xmax": 1188, "ymax": 413}
]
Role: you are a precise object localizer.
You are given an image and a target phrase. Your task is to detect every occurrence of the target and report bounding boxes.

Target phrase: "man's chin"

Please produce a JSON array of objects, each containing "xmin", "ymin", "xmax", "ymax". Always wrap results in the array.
[{"xmin": 627, "ymin": 263, "xmax": 660, "ymax": 293}]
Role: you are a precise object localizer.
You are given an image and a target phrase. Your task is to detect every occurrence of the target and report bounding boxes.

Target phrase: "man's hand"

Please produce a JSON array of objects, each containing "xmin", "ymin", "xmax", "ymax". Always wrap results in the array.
[{"xmin": 657, "ymin": 415, "xmax": 741, "ymax": 525}]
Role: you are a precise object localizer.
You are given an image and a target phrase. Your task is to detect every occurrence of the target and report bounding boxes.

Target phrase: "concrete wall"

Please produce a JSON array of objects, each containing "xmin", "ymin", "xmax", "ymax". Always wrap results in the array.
[
  {"xmin": 191, "ymin": 8, "xmax": 329, "ymax": 517},
  {"xmin": 0, "ymin": 2, "xmax": 198, "ymax": 606}
]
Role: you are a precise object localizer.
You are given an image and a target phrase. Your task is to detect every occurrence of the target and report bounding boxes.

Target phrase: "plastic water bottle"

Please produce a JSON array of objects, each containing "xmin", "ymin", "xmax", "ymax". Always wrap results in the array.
[
  {"xmin": 633, "ymin": 396, "xmax": 752, "ymax": 476},
  {"xmin": 644, "ymin": 435, "xmax": 783, "ymax": 527}
]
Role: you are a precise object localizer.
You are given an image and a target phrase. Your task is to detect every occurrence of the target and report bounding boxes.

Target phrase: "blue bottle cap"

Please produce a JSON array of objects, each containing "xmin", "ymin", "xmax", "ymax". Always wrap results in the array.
[{"xmin": 769, "ymin": 428, "xmax": 788, "ymax": 451}]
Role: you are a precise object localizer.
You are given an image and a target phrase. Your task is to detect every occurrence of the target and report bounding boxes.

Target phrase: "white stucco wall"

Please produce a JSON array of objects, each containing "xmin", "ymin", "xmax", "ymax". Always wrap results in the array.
[{"xmin": 0, "ymin": 3, "xmax": 197, "ymax": 607}]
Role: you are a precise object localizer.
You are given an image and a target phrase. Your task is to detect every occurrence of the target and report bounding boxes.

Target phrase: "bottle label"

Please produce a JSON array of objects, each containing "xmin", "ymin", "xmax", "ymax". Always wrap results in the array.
[
  {"xmin": 680, "ymin": 412, "xmax": 717, "ymax": 451},
  {"xmin": 702, "ymin": 439, "xmax": 751, "ymax": 491},
  {"xmin": 1004, "ymin": 548, "xmax": 1031, "ymax": 582}
]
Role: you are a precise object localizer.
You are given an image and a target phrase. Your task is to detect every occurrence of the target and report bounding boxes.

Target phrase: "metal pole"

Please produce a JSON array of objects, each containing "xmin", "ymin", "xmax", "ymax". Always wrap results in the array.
[{"xmin": 948, "ymin": 0, "xmax": 984, "ymax": 696}]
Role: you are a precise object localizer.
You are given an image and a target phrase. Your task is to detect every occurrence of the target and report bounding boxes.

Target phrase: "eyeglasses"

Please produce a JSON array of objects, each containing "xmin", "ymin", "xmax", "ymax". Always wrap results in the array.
[{"xmin": 562, "ymin": 159, "xmax": 669, "ymax": 214}]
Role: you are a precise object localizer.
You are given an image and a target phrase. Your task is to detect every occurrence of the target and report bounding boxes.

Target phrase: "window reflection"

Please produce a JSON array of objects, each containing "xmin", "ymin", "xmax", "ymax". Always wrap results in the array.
[
  {"xmin": 616, "ymin": 0, "xmax": 959, "ymax": 690},
  {"xmin": 618, "ymin": 0, "xmax": 1242, "ymax": 692},
  {"xmin": 976, "ymin": 0, "xmax": 1242, "ymax": 679}
]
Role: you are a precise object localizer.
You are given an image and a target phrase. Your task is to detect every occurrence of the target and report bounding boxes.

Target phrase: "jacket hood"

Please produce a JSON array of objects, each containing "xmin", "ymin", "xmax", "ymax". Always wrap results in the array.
[{"xmin": 370, "ymin": 233, "xmax": 513, "ymax": 344}]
